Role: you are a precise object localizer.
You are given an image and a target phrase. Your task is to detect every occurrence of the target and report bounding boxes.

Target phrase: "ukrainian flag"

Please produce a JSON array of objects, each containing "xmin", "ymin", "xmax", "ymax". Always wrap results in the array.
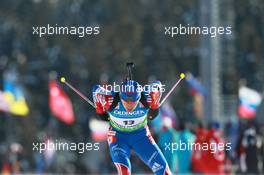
[{"xmin": 3, "ymin": 80, "xmax": 29, "ymax": 116}]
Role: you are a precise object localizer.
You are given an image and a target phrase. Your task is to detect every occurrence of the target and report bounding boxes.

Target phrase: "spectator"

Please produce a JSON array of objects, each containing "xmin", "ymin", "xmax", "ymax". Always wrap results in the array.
[
  {"xmin": 237, "ymin": 120, "xmax": 263, "ymax": 174},
  {"xmin": 158, "ymin": 121, "xmax": 177, "ymax": 173},
  {"xmin": 174, "ymin": 122, "xmax": 195, "ymax": 174}
]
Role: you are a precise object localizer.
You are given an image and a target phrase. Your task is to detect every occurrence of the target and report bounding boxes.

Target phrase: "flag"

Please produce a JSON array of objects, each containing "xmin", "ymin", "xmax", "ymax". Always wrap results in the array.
[
  {"xmin": 238, "ymin": 86, "xmax": 262, "ymax": 119},
  {"xmin": 185, "ymin": 73, "xmax": 207, "ymax": 118},
  {"xmin": 3, "ymin": 80, "xmax": 29, "ymax": 116},
  {"xmin": 49, "ymin": 80, "xmax": 75, "ymax": 124},
  {"xmin": 89, "ymin": 118, "xmax": 109, "ymax": 141},
  {"xmin": 185, "ymin": 73, "xmax": 207, "ymax": 97}
]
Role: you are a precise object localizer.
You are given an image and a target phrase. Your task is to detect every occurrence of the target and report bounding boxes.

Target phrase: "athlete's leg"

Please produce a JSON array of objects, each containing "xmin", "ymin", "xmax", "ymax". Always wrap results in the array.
[
  {"xmin": 131, "ymin": 127, "xmax": 172, "ymax": 175},
  {"xmin": 107, "ymin": 129, "xmax": 131, "ymax": 175}
]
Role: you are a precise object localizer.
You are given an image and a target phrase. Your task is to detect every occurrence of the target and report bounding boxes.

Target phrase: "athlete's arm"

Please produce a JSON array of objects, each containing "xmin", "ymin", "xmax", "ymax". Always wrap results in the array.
[
  {"xmin": 144, "ymin": 81, "xmax": 163, "ymax": 120},
  {"xmin": 92, "ymin": 85, "xmax": 115, "ymax": 121}
]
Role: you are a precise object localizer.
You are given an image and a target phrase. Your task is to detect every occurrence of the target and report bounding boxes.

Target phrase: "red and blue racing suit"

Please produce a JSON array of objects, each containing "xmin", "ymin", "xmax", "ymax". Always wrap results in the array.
[{"xmin": 92, "ymin": 81, "xmax": 172, "ymax": 175}]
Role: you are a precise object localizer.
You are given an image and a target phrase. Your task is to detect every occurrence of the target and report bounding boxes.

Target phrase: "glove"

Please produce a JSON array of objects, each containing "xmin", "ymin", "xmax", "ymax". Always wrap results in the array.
[
  {"xmin": 92, "ymin": 85, "xmax": 113, "ymax": 114},
  {"xmin": 147, "ymin": 81, "xmax": 162, "ymax": 110}
]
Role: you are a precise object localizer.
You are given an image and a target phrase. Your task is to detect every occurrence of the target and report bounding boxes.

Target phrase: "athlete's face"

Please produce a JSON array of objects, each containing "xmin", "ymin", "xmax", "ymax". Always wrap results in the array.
[{"xmin": 121, "ymin": 99, "xmax": 139, "ymax": 112}]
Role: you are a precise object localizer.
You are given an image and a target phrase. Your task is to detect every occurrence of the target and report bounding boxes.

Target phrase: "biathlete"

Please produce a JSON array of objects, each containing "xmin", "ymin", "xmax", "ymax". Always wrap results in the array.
[{"xmin": 92, "ymin": 63, "xmax": 172, "ymax": 175}]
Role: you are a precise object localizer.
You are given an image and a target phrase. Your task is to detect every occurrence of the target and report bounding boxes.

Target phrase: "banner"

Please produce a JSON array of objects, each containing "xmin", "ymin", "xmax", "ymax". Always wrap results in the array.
[
  {"xmin": 2, "ymin": 80, "xmax": 29, "ymax": 116},
  {"xmin": 185, "ymin": 73, "xmax": 207, "ymax": 118},
  {"xmin": 49, "ymin": 80, "xmax": 75, "ymax": 124},
  {"xmin": 238, "ymin": 86, "xmax": 262, "ymax": 119}
]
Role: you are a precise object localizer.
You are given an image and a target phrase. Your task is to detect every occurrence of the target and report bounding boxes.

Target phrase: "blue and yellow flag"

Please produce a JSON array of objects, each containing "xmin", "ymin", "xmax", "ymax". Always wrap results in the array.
[{"xmin": 3, "ymin": 80, "xmax": 29, "ymax": 116}]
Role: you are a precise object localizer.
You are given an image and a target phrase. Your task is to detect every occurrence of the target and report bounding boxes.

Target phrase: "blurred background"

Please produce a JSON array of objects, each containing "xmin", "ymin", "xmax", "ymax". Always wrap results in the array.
[{"xmin": 0, "ymin": 0, "xmax": 264, "ymax": 174}]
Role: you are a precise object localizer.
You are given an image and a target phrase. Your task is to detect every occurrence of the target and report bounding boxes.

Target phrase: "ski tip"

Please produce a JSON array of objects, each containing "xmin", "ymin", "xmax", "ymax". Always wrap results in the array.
[
  {"xmin": 180, "ymin": 73, "xmax": 185, "ymax": 79},
  {"xmin": 60, "ymin": 77, "xmax": 66, "ymax": 83}
]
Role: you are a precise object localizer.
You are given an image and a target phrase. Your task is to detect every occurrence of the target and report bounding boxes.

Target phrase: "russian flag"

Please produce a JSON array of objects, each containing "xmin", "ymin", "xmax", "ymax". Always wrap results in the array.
[{"xmin": 238, "ymin": 86, "xmax": 262, "ymax": 119}]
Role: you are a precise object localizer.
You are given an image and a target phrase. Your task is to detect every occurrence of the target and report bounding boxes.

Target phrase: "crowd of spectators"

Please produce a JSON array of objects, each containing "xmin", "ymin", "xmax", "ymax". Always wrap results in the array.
[{"xmin": 0, "ymin": 0, "xmax": 264, "ymax": 174}]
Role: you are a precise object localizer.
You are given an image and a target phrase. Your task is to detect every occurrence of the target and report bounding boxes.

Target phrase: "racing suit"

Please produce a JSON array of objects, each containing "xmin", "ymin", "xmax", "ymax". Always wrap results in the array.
[{"xmin": 92, "ymin": 81, "xmax": 172, "ymax": 175}]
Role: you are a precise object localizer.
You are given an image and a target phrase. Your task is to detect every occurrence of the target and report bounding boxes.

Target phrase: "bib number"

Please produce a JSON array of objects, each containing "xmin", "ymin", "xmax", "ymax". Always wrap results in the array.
[{"xmin": 123, "ymin": 120, "xmax": 135, "ymax": 125}]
